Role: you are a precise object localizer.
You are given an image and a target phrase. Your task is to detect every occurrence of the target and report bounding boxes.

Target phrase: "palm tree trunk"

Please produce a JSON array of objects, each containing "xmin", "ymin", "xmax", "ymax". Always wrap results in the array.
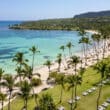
[
  {"xmin": 8, "ymin": 92, "xmax": 11, "ymax": 110},
  {"xmin": 1, "ymin": 100, "xmax": 3, "ymax": 110},
  {"xmin": 96, "ymin": 80, "xmax": 103, "ymax": 110},
  {"xmin": 71, "ymin": 87, "xmax": 74, "ymax": 110},
  {"xmin": 25, "ymin": 98, "xmax": 28, "ymax": 110},
  {"xmin": 48, "ymin": 66, "xmax": 50, "ymax": 73},
  {"xmin": 74, "ymin": 65, "xmax": 77, "ymax": 110},
  {"xmin": 69, "ymin": 48, "xmax": 71, "ymax": 57},
  {"xmin": 59, "ymin": 85, "xmax": 63, "ymax": 103},
  {"xmin": 74, "ymin": 84, "xmax": 77, "ymax": 110},
  {"xmin": 103, "ymin": 40, "xmax": 106, "ymax": 59},
  {"xmin": 0, "ymin": 79, "xmax": 1, "ymax": 92},
  {"xmin": 32, "ymin": 54, "xmax": 35, "ymax": 74}
]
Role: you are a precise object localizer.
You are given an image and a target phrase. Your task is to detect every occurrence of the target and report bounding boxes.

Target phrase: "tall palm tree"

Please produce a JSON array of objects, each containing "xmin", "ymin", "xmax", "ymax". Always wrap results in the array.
[
  {"xmin": 67, "ymin": 75, "xmax": 82, "ymax": 110},
  {"xmin": 22, "ymin": 63, "xmax": 41, "ymax": 108},
  {"xmin": 60, "ymin": 45, "xmax": 66, "ymax": 69},
  {"xmin": 0, "ymin": 68, "xmax": 4, "ymax": 92},
  {"xmin": 78, "ymin": 29, "xmax": 87, "ymax": 63},
  {"xmin": 44, "ymin": 60, "xmax": 52, "ymax": 73},
  {"xmin": 99, "ymin": 27, "xmax": 110, "ymax": 58},
  {"xmin": 56, "ymin": 53, "xmax": 62, "ymax": 72},
  {"xmin": 12, "ymin": 52, "xmax": 28, "ymax": 82},
  {"xmin": 68, "ymin": 56, "xmax": 81, "ymax": 109},
  {"xmin": 18, "ymin": 80, "xmax": 31, "ymax": 110},
  {"xmin": 29, "ymin": 46, "xmax": 40, "ymax": 73},
  {"xmin": 94, "ymin": 61, "xmax": 107, "ymax": 110},
  {"xmin": 66, "ymin": 42, "xmax": 74, "ymax": 57},
  {"xmin": 68, "ymin": 56, "xmax": 80, "ymax": 74},
  {"xmin": 79, "ymin": 37, "xmax": 90, "ymax": 66},
  {"xmin": 67, "ymin": 75, "xmax": 75, "ymax": 110},
  {"xmin": 91, "ymin": 34, "xmax": 101, "ymax": 61},
  {"xmin": 0, "ymin": 92, "xmax": 7, "ymax": 110},
  {"xmin": 55, "ymin": 74, "xmax": 65, "ymax": 103},
  {"xmin": 3, "ymin": 74, "xmax": 15, "ymax": 110}
]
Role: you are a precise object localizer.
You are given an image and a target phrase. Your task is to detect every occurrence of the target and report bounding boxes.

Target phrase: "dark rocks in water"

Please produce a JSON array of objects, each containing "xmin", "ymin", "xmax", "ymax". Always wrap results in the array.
[{"xmin": 43, "ymin": 55, "xmax": 50, "ymax": 59}]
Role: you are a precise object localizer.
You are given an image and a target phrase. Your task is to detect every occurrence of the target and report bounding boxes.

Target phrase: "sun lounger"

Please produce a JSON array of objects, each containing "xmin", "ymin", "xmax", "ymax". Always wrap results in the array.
[
  {"xmin": 68, "ymin": 99, "xmax": 75, "ymax": 104},
  {"xmin": 57, "ymin": 106, "xmax": 65, "ymax": 110},
  {"xmin": 102, "ymin": 81, "xmax": 107, "ymax": 84},
  {"xmin": 106, "ymin": 98, "xmax": 110, "ymax": 103},
  {"xmin": 91, "ymin": 87, "xmax": 96, "ymax": 91},
  {"xmin": 87, "ymin": 89, "xmax": 92, "ymax": 93},
  {"xmin": 82, "ymin": 92, "xmax": 88, "ymax": 96},
  {"xmin": 75, "ymin": 96, "xmax": 81, "ymax": 100},
  {"xmin": 106, "ymin": 79, "xmax": 110, "ymax": 82},
  {"xmin": 98, "ymin": 106, "xmax": 105, "ymax": 110},
  {"xmin": 102, "ymin": 102, "xmax": 109, "ymax": 108}
]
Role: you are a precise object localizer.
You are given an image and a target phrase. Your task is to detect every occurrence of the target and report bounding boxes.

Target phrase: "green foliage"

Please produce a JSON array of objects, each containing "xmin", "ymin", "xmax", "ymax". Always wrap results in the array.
[
  {"xmin": 31, "ymin": 78, "xmax": 42, "ymax": 87},
  {"xmin": 9, "ymin": 17, "xmax": 110, "ymax": 30},
  {"xmin": 39, "ymin": 93, "xmax": 56, "ymax": 110}
]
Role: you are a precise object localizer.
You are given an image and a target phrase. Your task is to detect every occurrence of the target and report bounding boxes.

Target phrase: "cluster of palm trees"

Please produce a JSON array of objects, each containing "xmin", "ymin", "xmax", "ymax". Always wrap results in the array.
[
  {"xmin": 0, "ymin": 46, "xmax": 41, "ymax": 110},
  {"xmin": 48, "ymin": 55, "xmax": 85, "ymax": 110},
  {"xmin": 0, "ymin": 27, "xmax": 110, "ymax": 110}
]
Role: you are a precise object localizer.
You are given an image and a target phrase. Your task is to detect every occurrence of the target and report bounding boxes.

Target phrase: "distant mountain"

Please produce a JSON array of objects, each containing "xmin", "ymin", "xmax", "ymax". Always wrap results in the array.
[{"xmin": 74, "ymin": 10, "xmax": 110, "ymax": 18}]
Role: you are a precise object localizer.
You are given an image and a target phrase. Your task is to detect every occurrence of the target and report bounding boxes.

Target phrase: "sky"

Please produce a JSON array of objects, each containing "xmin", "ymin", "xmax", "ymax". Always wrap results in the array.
[{"xmin": 0, "ymin": 0, "xmax": 110, "ymax": 20}]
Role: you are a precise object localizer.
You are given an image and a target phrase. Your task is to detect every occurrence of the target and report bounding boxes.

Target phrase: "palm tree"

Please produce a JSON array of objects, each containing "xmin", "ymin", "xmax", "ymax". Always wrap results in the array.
[
  {"xmin": 44, "ymin": 60, "xmax": 52, "ymax": 73},
  {"xmin": 15, "ymin": 66, "xmax": 23, "ymax": 83},
  {"xmin": 60, "ymin": 45, "xmax": 66, "ymax": 69},
  {"xmin": 79, "ymin": 37, "xmax": 90, "ymax": 66},
  {"xmin": 56, "ymin": 53, "xmax": 62, "ymax": 72},
  {"xmin": 0, "ymin": 68, "xmax": 4, "ymax": 92},
  {"xmin": 94, "ymin": 61, "xmax": 107, "ymax": 110},
  {"xmin": 12, "ymin": 52, "xmax": 28, "ymax": 83},
  {"xmin": 23, "ymin": 64, "xmax": 33, "ymax": 80},
  {"xmin": 19, "ymin": 80, "xmax": 31, "ymax": 110},
  {"xmin": 0, "ymin": 92, "xmax": 7, "ymax": 110},
  {"xmin": 91, "ymin": 34, "xmax": 101, "ymax": 61},
  {"xmin": 12, "ymin": 52, "xmax": 27, "ymax": 66},
  {"xmin": 68, "ymin": 56, "xmax": 80, "ymax": 74},
  {"xmin": 68, "ymin": 56, "xmax": 81, "ymax": 109},
  {"xmin": 60, "ymin": 45, "xmax": 65, "ymax": 53},
  {"xmin": 67, "ymin": 75, "xmax": 75, "ymax": 110},
  {"xmin": 3, "ymin": 74, "xmax": 15, "ymax": 110},
  {"xmin": 29, "ymin": 46, "xmax": 40, "ymax": 73},
  {"xmin": 78, "ymin": 29, "xmax": 87, "ymax": 63},
  {"xmin": 99, "ymin": 27, "xmax": 110, "ymax": 58},
  {"xmin": 55, "ymin": 74, "xmax": 65, "ymax": 103},
  {"xmin": 67, "ymin": 75, "xmax": 82, "ymax": 110},
  {"xmin": 66, "ymin": 42, "xmax": 74, "ymax": 57},
  {"xmin": 39, "ymin": 93, "xmax": 56, "ymax": 110}
]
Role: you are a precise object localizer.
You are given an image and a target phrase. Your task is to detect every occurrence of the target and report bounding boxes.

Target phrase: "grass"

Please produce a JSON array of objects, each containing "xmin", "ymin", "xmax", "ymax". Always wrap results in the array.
[{"xmin": 4, "ymin": 65, "xmax": 110, "ymax": 110}]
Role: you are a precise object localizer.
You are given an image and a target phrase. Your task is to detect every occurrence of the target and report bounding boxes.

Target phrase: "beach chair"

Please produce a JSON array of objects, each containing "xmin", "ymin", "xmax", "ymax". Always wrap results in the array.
[
  {"xmin": 82, "ymin": 92, "xmax": 88, "ymax": 96},
  {"xmin": 106, "ymin": 98, "xmax": 110, "ymax": 103},
  {"xmin": 98, "ymin": 106, "xmax": 105, "ymax": 110},
  {"xmin": 102, "ymin": 102, "xmax": 109, "ymax": 108},
  {"xmin": 68, "ymin": 99, "xmax": 75, "ymax": 104},
  {"xmin": 75, "ymin": 96, "xmax": 81, "ymax": 100},
  {"xmin": 57, "ymin": 106, "xmax": 65, "ymax": 110}
]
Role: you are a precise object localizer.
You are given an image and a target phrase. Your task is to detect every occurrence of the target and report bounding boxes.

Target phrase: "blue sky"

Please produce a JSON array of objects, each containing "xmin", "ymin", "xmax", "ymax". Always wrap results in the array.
[{"xmin": 0, "ymin": 0, "xmax": 110, "ymax": 20}]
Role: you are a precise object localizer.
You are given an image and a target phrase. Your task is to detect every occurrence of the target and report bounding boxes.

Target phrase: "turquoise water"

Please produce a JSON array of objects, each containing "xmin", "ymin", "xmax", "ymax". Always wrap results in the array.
[{"xmin": 0, "ymin": 21, "xmax": 87, "ymax": 74}]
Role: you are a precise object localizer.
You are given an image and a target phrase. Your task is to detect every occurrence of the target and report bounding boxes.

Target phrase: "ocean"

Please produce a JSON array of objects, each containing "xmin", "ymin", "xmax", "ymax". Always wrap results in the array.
[{"xmin": 0, "ymin": 21, "xmax": 88, "ymax": 74}]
